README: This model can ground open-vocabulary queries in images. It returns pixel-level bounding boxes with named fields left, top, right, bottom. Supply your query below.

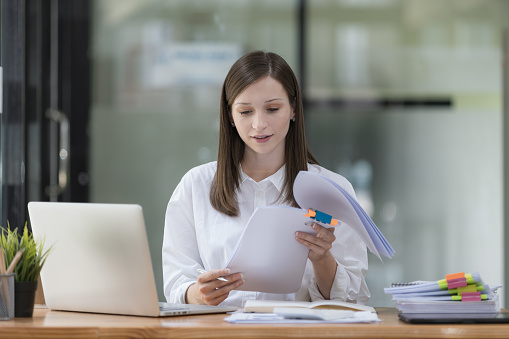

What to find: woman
left=162, top=51, right=369, bottom=308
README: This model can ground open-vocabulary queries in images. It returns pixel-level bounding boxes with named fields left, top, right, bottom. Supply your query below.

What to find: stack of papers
left=226, top=299, right=380, bottom=324
left=225, top=310, right=380, bottom=324
left=384, top=272, right=501, bottom=313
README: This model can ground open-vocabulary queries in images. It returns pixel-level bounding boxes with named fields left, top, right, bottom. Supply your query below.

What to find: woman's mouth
left=252, top=135, right=272, bottom=143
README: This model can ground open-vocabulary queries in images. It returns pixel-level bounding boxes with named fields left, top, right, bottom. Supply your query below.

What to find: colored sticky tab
left=446, top=272, right=465, bottom=281
left=447, top=277, right=467, bottom=289
left=450, top=284, right=483, bottom=295
left=438, top=280, right=448, bottom=289
left=456, top=284, right=480, bottom=296
left=461, top=292, right=482, bottom=302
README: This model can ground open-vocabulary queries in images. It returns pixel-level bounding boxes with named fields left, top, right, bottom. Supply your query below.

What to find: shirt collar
left=239, top=164, right=286, bottom=193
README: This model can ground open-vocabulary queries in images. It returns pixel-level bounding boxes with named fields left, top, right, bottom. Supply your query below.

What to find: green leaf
left=0, top=222, right=53, bottom=282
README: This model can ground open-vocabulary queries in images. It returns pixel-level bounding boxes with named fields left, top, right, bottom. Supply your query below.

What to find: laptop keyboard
left=159, top=303, right=190, bottom=311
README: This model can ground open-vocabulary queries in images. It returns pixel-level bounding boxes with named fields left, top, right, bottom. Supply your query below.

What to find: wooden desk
left=0, top=306, right=508, bottom=339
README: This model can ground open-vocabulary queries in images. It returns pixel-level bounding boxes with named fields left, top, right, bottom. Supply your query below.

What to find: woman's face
left=231, top=76, right=295, bottom=162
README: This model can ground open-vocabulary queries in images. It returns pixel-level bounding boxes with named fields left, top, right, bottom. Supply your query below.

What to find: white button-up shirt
left=162, top=162, right=370, bottom=308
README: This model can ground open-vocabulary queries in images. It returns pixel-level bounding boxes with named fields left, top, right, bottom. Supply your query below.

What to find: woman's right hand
left=185, top=268, right=244, bottom=305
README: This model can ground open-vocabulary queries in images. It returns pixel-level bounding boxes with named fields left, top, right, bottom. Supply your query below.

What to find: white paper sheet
left=226, top=206, right=314, bottom=293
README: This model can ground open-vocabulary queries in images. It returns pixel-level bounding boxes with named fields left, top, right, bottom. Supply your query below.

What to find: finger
left=213, top=276, right=244, bottom=296
left=222, top=272, right=243, bottom=282
left=198, top=272, right=244, bottom=293
left=298, top=238, right=331, bottom=258
left=297, top=230, right=335, bottom=246
left=296, top=233, right=333, bottom=256
left=201, top=276, right=244, bottom=305
left=311, top=223, right=336, bottom=240
left=207, top=279, right=244, bottom=305
left=197, top=268, right=231, bottom=283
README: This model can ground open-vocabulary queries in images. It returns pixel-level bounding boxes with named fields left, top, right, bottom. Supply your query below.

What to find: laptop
left=398, top=312, right=509, bottom=324
left=28, top=201, right=237, bottom=317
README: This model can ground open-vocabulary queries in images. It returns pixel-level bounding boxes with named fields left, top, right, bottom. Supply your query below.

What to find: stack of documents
left=225, top=311, right=380, bottom=324
left=226, top=299, right=380, bottom=323
left=384, top=272, right=501, bottom=313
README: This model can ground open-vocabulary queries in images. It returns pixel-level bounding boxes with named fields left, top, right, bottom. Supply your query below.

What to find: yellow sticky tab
left=456, top=284, right=478, bottom=296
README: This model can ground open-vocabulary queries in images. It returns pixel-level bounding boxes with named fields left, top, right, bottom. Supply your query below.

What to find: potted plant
left=0, top=223, right=52, bottom=317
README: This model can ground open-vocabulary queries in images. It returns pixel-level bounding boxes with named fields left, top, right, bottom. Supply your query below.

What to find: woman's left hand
left=295, top=223, right=336, bottom=262
left=295, top=223, right=338, bottom=299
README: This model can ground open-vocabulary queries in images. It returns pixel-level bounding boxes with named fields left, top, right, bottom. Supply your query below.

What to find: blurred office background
left=2, top=0, right=508, bottom=307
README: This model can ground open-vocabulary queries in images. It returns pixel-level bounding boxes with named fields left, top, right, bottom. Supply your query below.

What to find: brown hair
left=210, top=50, right=318, bottom=216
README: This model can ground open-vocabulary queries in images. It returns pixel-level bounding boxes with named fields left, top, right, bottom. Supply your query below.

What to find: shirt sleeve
left=306, top=179, right=371, bottom=305
left=162, top=173, right=201, bottom=304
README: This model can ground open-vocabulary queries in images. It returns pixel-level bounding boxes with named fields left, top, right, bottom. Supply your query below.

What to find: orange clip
left=304, top=210, right=316, bottom=218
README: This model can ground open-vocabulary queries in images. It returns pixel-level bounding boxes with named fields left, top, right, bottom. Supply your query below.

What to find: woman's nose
left=252, top=112, right=268, bottom=130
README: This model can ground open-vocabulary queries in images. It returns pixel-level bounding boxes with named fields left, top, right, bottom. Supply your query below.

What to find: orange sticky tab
left=330, top=219, right=339, bottom=226
left=304, top=210, right=316, bottom=218
left=446, top=272, right=465, bottom=281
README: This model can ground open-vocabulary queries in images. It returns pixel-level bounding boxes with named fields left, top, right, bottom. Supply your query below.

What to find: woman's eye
left=240, top=110, right=251, bottom=115
left=267, top=108, right=279, bottom=113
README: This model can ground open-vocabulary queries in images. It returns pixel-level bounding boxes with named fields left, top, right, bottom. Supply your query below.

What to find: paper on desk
left=224, top=312, right=380, bottom=324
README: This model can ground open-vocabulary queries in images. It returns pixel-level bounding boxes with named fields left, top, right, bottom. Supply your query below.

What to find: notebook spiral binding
left=390, top=282, right=424, bottom=288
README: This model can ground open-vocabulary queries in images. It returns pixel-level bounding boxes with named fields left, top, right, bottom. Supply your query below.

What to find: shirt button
left=257, top=191, right=263, bottom=197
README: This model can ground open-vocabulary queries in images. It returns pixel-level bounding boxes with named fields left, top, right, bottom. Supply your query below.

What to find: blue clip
left=304, top=209, right=339, bottom=226
left=314, top=210, right=333, bottom=224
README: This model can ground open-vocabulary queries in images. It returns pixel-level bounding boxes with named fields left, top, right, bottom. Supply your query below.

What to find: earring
left=291, top=117, right=295, bottom=122
left=231, top=122, right=235, bottom=127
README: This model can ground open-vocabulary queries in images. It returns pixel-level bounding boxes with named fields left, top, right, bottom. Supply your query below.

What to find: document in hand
left=226, top=171, right=394, bottom=293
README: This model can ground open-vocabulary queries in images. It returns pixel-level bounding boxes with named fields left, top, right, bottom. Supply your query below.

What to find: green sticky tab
left=438, top=280, right=448, bottom=289
left=465, top=274, right=475, bottom=284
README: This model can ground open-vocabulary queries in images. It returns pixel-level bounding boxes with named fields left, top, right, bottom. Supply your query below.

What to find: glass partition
left=306, top=0, right=508, bottom=306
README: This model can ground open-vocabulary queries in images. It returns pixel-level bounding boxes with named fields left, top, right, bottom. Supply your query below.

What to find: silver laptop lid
left=28, top=202, right=162, bottom=317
